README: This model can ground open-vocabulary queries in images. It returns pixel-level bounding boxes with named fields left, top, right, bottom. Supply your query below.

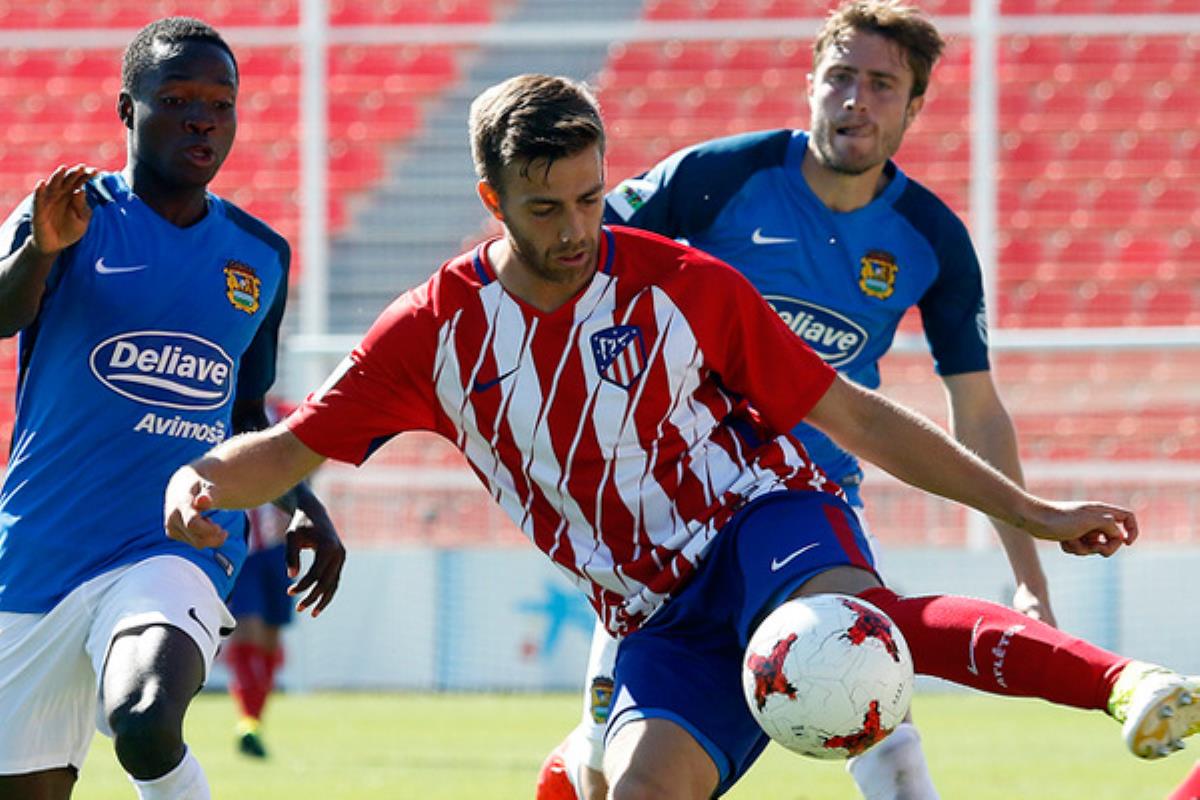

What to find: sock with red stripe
left=860, top=587, right=1130, bottom=711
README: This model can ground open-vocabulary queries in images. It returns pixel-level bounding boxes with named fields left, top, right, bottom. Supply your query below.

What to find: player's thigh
left=606, top=612, right=766, bottom=795
left=604, top=717, right=718, bottom=800
left=88, top=555, right=233, bottom=732
left=0, top=601, right=97, bottom=776
left=0, top=768, right=77, bottom=800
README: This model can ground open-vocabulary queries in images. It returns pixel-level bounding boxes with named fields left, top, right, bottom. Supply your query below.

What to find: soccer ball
left=742, top=593, right=914, bottom=759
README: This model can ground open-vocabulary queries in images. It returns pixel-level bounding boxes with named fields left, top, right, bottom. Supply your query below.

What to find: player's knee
left=608, top=766, right=697, bottom=800
left=108, top=698, right=185, bottom=775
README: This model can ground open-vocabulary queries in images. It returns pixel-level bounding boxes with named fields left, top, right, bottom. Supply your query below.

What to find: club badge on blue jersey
left=607, top=178, right=657, bottom=221
left=589, top=675, right=615, bottom=724
left=224, top=260, right=261, bottom=314
left=858, top=250, right=899, bottom=300
left=591, top=325, right=646, bottom=389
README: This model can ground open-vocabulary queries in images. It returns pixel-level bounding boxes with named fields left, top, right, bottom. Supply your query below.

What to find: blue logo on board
left=90, top=330, right=234, bottom=410
left=763, top=296, right=868, bottom=368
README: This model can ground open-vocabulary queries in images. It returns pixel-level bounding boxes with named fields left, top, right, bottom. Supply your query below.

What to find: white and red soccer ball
left=742, top=593, right=914, bottom=759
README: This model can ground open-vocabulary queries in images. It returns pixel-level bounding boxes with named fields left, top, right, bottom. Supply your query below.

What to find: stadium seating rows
left=0, top=43, right=461, bottom=252
left=0, top=0, right=494, bottom=28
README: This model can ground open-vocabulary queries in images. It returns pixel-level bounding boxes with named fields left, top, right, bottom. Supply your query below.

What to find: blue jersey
left=605, top=129, right=989, bottom=491
left=0, top=173, right=288, bottom=612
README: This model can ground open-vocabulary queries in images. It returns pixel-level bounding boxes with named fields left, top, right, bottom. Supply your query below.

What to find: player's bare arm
left=943, top=370, right=1056, bottom=625
left=0, top=164, right=98, bottom=336
left=805, top=375, right=1138, bottom=556
left=165, top=425, right=326, bottom=550
left=230, top=397, right=347, bottom=616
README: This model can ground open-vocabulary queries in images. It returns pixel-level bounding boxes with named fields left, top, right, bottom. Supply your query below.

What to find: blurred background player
left=539, top=2, right=1054, bottom=799
left=0, top=17, right=343, bottom=800
left=226, top=501, right=293, bottom=759
left=225, top=401, right=299, bottom=759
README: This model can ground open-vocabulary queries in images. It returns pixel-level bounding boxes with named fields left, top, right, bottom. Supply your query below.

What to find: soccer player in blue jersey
left=539, top=2, right=1053, bottom=799
left=0, top=18, right=344, bottom=800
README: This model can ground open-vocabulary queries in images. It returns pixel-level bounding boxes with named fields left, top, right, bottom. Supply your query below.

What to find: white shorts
left=0, top=555, right=234, bottom=774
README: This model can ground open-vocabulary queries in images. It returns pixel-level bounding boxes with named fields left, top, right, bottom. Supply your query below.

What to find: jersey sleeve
left=234, top=240, right=289, bottom=404
left=896, top=185, right=991, bottom=376
left=287, top=287, right=441, bottom=465
left=676, top=250, right=837, bottom=434
left=604, top=130, right=790, bottom=242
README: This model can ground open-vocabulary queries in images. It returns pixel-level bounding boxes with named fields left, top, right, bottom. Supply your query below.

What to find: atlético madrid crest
left=590, top=325, right=646, bottom=389
left=858, top=250, right=899, bottom=300
left=224, top=260, right=261, bottom=314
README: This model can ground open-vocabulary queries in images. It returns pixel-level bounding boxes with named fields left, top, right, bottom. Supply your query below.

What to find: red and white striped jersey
left=289, top=226, right=841, bottom=635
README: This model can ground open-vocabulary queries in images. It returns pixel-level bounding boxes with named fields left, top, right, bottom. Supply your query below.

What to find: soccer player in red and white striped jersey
left=164, top=74, right=1199, bottom=797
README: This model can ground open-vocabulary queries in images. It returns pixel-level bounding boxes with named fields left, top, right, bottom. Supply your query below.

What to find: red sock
left=1168, top=761, right=1200, bottom=800
left=256, top=645, right=285, bottom=716
left=860, top=588, right=1130, bottom=711
left=226, top=641, right=271, bottom=721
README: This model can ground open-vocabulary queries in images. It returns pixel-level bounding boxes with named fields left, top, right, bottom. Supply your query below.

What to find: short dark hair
left=121, top=17, right=238, bottom=95
left=814, top=0, right=945, bottom=99
left=469, top=74, right=605, bottom=193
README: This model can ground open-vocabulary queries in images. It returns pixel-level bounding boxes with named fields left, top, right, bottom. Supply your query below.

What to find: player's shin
left=129, top=747, right=210, bottom=800
left=858, top=587, right=1126, bottom=709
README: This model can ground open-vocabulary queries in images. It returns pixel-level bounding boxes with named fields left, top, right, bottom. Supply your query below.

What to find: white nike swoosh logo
left=95, top=257, right=149, bottom=275
left=966, top=615, right=984, bottom=676
left=770, top=542, right=820, bottom=572
left=751, top=228, right=797, bottom=246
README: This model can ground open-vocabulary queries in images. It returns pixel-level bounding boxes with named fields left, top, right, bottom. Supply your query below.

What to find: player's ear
left=477, top=180, right=504, bottom=221
left=903, top=94, right=925, bottom=129
left=117, top=92, right=134, bottom=130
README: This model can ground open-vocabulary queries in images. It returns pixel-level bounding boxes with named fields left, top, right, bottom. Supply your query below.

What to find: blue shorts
left=225, top=543, right=293, bottom=628
left=606, top=490, right=876, bottom=795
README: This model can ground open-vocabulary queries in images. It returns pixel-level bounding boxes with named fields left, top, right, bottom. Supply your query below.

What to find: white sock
left=130, top=748, right=211, bottom=800
left=846, top=722, right=940, bottom=800
left=562, top=726, right=602, bottom=796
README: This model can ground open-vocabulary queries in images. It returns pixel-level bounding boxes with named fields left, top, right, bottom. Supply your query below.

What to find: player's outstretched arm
left=943, top=370, right=1055, bottom=625
left=0, top=164, right=97, bottom=336
left=805, top=375, right=1138, bottom=557
left=165, top=425, right=327, bottom=549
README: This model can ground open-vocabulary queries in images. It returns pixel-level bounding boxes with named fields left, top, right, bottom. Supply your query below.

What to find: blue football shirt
left=0, top=172, right=288, bottom=612
left=605, top=129, right=990, bottom=491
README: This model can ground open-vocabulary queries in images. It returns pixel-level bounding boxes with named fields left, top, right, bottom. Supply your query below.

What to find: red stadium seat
left=1085, top=185, right=1146, bottom=228
left=606, top=42, right=665, bottom=75
left=659, top=40, right=722, bottom=74
left=1147, top=186, right=1200, bottom=226
left=998, top=236, right=1046, bottom=282
left=998, top=132, right=1058, bottom=180
left=644, top=0, right=704, bottom=20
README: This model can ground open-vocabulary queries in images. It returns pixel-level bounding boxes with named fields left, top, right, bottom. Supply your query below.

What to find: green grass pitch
left=73, top=691, right=1191, bottom=799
